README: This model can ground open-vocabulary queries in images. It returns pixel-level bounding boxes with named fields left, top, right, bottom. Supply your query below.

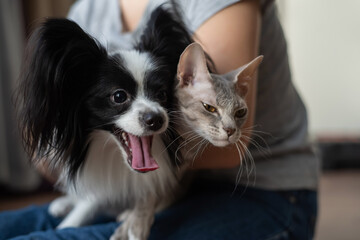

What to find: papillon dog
left=18, top=6, right=192, bottom=240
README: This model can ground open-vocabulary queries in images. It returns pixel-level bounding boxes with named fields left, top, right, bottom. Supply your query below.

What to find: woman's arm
left=192, top=0, right=261, bottom=169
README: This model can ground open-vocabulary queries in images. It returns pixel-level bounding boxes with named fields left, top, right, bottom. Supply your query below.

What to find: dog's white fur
left=50, top=131, right=180, bottom=239
left=121, top=51, right=155, bottom=86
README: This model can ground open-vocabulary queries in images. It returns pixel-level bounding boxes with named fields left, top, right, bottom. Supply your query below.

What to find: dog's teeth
left=122, top=132, right=126, bottom=139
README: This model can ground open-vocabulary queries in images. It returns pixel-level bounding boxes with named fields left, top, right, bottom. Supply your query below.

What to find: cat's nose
left=143, top=112, right=164, bottom=131
left=223, top=127, right=235, bottom=137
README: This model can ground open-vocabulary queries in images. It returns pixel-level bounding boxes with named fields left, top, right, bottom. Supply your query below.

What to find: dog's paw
left=116, top=210, right=131, bottom=222
left=110, top=210, right=154, bottom=240
left=110, top=227, right=141, bottom=240
left=48, top=195, right=75, bottom=217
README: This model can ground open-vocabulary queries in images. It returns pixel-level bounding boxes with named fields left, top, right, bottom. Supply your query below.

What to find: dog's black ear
left=18, top=18, right=107, bottom=176
left=135, top=5, right=193, bottom=73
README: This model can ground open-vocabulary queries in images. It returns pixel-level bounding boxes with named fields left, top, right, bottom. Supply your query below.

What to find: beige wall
left=277, top=0, right=360, bottom=136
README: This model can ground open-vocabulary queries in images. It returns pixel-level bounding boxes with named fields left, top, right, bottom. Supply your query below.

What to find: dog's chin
left=112, top=126, right=159, bottom=173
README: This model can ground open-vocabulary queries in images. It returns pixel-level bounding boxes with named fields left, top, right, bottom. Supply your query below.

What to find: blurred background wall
left=0, top=0, right=75, bottom=193
left=278, top=0, right=360, bottom=136
left=0, top=0, right=39, bottom=192
left=22, top=0, right=75, bottom=34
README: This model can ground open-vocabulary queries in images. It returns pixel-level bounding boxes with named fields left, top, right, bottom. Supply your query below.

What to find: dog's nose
left=143, top=113, right=164, bottom=131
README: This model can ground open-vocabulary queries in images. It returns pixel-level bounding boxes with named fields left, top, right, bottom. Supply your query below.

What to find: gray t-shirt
left=68, top=0, right=320, bottom=190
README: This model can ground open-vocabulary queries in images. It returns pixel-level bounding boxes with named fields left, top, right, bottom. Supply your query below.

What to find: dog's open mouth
left=113, top=127, right=159, bottom=173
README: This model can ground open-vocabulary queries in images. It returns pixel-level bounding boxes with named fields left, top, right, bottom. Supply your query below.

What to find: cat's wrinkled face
left=176, top=43, right=263, bottom=147
left=176, top=74, right=247, bottom=147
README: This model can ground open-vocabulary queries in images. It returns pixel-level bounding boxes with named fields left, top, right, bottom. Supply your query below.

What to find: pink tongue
left=128, top=134, right=159, bottom=172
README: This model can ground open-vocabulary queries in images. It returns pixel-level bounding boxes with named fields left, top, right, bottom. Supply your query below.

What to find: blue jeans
left=0, top=181, right=317, bottom=240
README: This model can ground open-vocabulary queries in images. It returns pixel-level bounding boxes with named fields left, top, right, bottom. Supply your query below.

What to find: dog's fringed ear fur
left=135, top=5, right=193, bottom=75
left=18, top=19, right=108, bottom=177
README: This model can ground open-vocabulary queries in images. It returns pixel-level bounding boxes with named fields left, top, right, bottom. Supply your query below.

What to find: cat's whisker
left=197, top=139, right=209, bottom=159
left=239, top=142, right=250, bottom=184
left=162, top=130, right=198, bottom=153
left=242, top=128, right=272, bottom=150
left=160, top=134, right=182, bottom=154
left=167, top=112, right=183, bottom=120
left=242, top=129, right=269, bottom=143
left=167, top=117, right=183, bottom=123
left=180, top=136, right=204, bottom=161
left=232, top=142, right=246, bottom=196
left=186, top=140, right=201, bottom=160
left=182, top=135, right=203, bottom=153
left=241, top=134, right=270, bottom=157
left=190, top=139, right=208, bottom=166
left=242, top=124, right=267, bottom=133
left=174, top=132, right=202, bottom=165
left=241, top=144, right=253, bottom=189
left=238, top=141, right=252, bottom=175
left=238, top=140, right=256, bottom=186
left=177, top=134, right=200, bottom=150
left=199, top=141, right=209, bottom=157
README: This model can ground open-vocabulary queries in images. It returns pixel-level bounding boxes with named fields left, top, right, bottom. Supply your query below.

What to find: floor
left=315, top=170, right=360, bottom=240
left=1, top=170, right=359, bottom=240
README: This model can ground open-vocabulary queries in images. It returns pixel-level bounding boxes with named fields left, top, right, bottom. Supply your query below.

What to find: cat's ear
left=230, top=56, right=264, bottom=97
left=177, top=43, right=209, bottom=87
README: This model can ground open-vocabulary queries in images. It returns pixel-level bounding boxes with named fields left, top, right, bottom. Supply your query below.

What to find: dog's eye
left=111, top=90, right=128, bottom=104
left=235, top=108, right=247, bottom=118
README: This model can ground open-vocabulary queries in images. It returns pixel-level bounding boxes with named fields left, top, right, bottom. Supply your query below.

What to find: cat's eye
left=111, top=90, right=128, bottom=104
left=202, top=102, right=217, bottom=113
left=235, top=108, right=248, bottom=118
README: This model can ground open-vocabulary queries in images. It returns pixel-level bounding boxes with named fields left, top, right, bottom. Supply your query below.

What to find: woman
left=0, top=0, right=318, bottom=239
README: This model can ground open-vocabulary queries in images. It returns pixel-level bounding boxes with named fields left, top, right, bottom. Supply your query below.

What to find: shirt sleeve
left=178, top=0, right=275, bottom=33
left=66, top=0, right=124, bottom=50
left=67, top=0, right=91, bottom=28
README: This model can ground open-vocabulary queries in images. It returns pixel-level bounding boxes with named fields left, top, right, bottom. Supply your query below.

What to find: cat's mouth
left=112, top=126, right=159, bottom=173
left=211, top=135, right=240, bottom=147
left=211, top=139, right=232, bottom=147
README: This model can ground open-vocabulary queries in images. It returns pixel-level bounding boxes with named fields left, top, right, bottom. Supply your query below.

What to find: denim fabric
left=0, top=182, right=317, bottom=240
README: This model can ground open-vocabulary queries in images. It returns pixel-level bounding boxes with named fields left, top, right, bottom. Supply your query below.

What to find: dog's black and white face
left=107, top=51, right=169, bottom=136
left=85, top=50, right=172, bottom=172
left=18, top=16, right=191, bottom=177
